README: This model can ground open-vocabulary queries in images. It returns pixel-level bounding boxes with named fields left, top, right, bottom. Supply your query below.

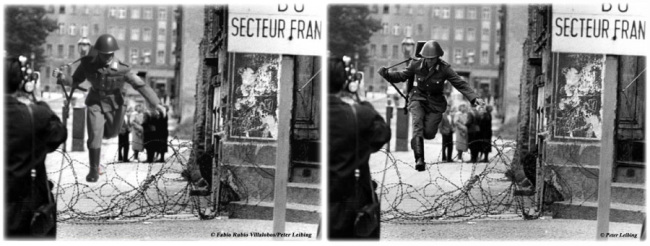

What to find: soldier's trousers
left=408, top=100, right=443, bottom=141
left=87, top=104, right=127, bottom=149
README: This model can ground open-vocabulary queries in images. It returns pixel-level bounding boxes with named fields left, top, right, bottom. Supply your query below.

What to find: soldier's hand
left=472, top=98, right=486, bottom=107
left=52, top=68, right=64, bottom=81
left=156, top=104, right=167, bottom=118
left=378, top=67, right=388, bottom=77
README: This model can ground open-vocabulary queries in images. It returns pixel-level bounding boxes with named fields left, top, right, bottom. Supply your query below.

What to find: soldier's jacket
left=71, top=56, right=160, bottom=113
left=382, top=58, right=478, bottom=113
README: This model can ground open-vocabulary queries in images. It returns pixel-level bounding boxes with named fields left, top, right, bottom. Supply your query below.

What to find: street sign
left=228, top=4, right=324, bottom=56
left=552, top=3, right=649, bottom=56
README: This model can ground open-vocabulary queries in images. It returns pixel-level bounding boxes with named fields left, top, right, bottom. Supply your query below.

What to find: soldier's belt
left=415, top=89, right=443, bottom=97
left=91, top=88, right=120, bottom=97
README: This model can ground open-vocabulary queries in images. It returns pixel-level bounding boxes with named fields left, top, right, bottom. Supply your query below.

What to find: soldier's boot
left=412, top=137, right=426, bottom=172
left=86, top=148, right=101, bottom=182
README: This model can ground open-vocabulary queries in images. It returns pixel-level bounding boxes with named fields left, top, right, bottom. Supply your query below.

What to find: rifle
left=383, top=58, right=413, bottom=115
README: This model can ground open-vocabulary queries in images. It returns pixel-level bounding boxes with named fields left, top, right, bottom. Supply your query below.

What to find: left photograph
left=4, top=4, right=323, bottom=240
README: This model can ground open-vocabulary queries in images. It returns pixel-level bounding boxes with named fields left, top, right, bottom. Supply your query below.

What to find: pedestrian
left=155, top=106, right=169, bottom=162
left=453, top=104, right=469, bottom=162
left=378, top=40, right=484, bottom=171
left=143, top=107, right=159, bottom=163
left=439, top=105, right=454, bottom=162
left=467, top=106, right=482, bottom=163
left=329, top=57, right=391, bottom=240
left=117, top=107, right=132, bottom=162
left=53, top=34, right=165, bottom=182
left=130, top=104, right=145, bottom=162
left=479, top=105, right=493, bottom=162
left=5, top=56, right=67, bottom=239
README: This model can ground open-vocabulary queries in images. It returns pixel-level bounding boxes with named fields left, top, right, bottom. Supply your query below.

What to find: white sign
left=228, top=4, right=324, bottom=56
left=552, top=3, right=649, bottom=55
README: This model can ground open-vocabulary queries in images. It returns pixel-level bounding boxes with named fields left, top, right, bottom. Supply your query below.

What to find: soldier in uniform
left=378, top=40, right=485, bottom=171
left=53, top=34, right=165, bottom=182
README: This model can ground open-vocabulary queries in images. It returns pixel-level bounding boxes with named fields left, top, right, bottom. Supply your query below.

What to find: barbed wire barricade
left=371, top=137, right=540, bottom=225
left=45, top=137, right=221, bottom=224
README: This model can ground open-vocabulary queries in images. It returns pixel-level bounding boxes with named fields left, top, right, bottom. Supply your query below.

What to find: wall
left=179, top=6, right=204, bottom=125
left=502, top=5, right=528, bottom=125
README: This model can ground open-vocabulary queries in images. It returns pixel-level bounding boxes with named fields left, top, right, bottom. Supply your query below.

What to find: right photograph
left=327, top=3, right=646, bottom=241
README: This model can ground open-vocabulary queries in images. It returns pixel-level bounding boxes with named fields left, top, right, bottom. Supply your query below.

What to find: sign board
left=228, top=4, right=324, bottom=56
left=552, top=3, right=649, bottom=55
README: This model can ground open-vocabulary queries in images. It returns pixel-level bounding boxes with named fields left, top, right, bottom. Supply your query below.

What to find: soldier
left=378, top=40, right=485, bottom=171
left=53, top=34, right=165, bottom=182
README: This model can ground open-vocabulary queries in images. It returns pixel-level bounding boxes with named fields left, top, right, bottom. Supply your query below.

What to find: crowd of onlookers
left=118, top=102, right=169, bottom=163
left=441, top=103, right=493, bottom=163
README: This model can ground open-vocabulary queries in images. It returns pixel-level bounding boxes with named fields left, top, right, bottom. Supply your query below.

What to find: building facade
left=40, top=5, right=177, bottom=106
left=365, top=4, right=502, bottom=110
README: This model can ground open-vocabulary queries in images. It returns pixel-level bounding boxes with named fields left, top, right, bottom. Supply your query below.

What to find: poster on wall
left=230, top=53, right=280, bottom=139
left=554, top=53, right=606, bottom=139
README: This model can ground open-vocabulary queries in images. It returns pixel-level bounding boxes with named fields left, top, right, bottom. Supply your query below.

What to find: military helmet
left=94, top=34, right=119, bottom=54
left=77, top=37, right=92, bottom=45
left=419, top=40, right=444, bottom=58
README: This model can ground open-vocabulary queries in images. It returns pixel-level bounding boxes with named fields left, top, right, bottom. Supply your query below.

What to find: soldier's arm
left=380, top=64, right=415, bottom=83
left=445, top=67, right=478, bottom=102
left=125, top=72, right=161, bottom=106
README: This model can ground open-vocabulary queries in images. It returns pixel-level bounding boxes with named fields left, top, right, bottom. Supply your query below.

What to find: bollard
left=72, top=107, right=85, bottom=152
left=395, top=107, right=409, bottom=151
left=385, top=106, right=393, bottom=152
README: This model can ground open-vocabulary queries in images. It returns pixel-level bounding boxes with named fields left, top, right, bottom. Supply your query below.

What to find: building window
left=482, top=7, right=491, bottom=20
left=131, top=7, right=141, bottom=19
left=441, top=26, right=450, bottom=40
left=480, top=49, right=489, bottom=64
left=408, top=5, right=414, bottom=15
left=144, top=8, right=153, bottom=19
left=405, top=24, right=412, bottom=37
left=118, top=7, right=127, bottom=19
left=466, top=49, right=476, bottom=65
left=433, top=7, right=440, bottom=17
left=70, top=6, right=76, bottom=15
left=142, top=48, right=152, bottom=65
left=94, top=7, right=102, bottom=16
left=392, top=45, right=398, bottom=59
left=109, top=7, right=116, bottom=17
left=46, top=44, right=52, bottom=56
left=454, top=48, right=463, bottom=64
left=158, top=7, right=167, bottom=20
left=156, top=50, right=166, bottom=64
left=454, top=27, right=464, bottom=41
left=69, top=45, right=75, bottom=59
left=143, top=28, right=153, bottom=41
left=370, top=44, right=376, bottom=57
left=467, top=27, right=476, bottom=41
left=481, top=28, right=490, bottom=41
left=93, top=24, right=100, bottom=35
left=383, top=4, right=389, bottom=14
left=392, top=24, right=400, bottom=36
left=117, top=27, right=126, bottom=40
left=157, top=28, right=166, bottom=41
left=431, top=26, right=439, bottom=39
left=57, top=44, right=64, bottom=58
left=370, top=5, right=378, bottom=13
left=69, top=24, right=77, bottom=36
left=381, top=44, right=388, bottom=58
left=81, top=24, right=89, bottom=37
left=394, top=5, right=400, bottom=15
left=131, top=28, right=140, bottom=41
left=442, top=7, right=450, bottom=19
left=59, top=5, right=65, bottom=14
left=382, top=23, right=389, bottom=35
left=455, top=7, right=464, bottom=19
left=84, top=6, right=90, bottom=15
left=58, top=23, right=65, bottom=35
left=417, top=24, right=423, bottom=36
left=417, top=5, right=425, bottom=15
left=130, top=48, right=139, bottom=65
left=467, top=7, right=477, bottom=19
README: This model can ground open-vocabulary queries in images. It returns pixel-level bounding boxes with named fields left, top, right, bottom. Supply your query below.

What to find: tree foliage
left=328, top=5, right=381, bottom=69
left=5, top=6, right=58, bottom=68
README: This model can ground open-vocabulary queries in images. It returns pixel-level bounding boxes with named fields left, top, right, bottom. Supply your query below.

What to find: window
left=454, top=27, right=464, bottom=41
left=381, top=44, right=388, bottom=58
left=142, top=48, right=152, bottom=65
left=383, top=4, right=389, bottom=14
left=408, top=5, right=414, bottom=15
left=431, top=26, right=440, bottom=39
left=480, top=50, right=489, bottom=64
left=117, top=27, right=126, bottom=40
left=59, top=5, right=66, bottom=14
left=370, top=44, right=376, bottom=57
left=81, top=24, right=89, bottom=37
left=58, top=23, right=65, bottom=35
left=131, top=28, right=140, bottom=41
left=433, top=7, right=440, bottom=17
left=130, top=48, right=139, bottom=65
left=382, top=23, right=389, bottom=35
left=442, top=7, right=450, bottom=19
left=143, top=28, right=153, bottom=41
left=94, top=7, right=102, bottom=16
left=417, top=5, right=425, bottom=15
left=144, top=8, right=153, bottom=19
left=454, top=48, right=463, bottom=64
left=370, top=5, right=378, bottom=13
left=69, top=45, right=75, bottom=59
left=70, top=6, right=76, bottom=15
left=93, top=24, right=100, bottom=35
left=393, top=24, right=400, bottom=36
left=131, top=7, right=141, bottom=19
left=109, top=7, right=116, bottom=17
left=158, top=28, right=166, bottom=41
left=57, top=44, right=64, bottom=58
left=467, top=28, right=476, bottom=41
left=481, top=28, right=490, bottom=41
left=392, top=45, right=398, bottom=59
left=84, top=6, right=90, bottom=15
left=455, top=7, right=464, bottom=19
left=118, top=7, right=127, bottom=19
left=441, top=26, right=450, bottom=40
left=158, top=7, right=167, bottom=20
left=69, top=24, right=77, bottom=36
left=156, top=50, right=166, bottom=64
left=405, top=24, right=412, bottom=36
left=466, top=49, right=476, bottom=65
left=482, top=7, right=491, bottom=20
left=46, top=44, right=53, bottom=56
left=467, top=7, right=477, bottom=19
left=417, top=24, right=423, bottom=36
left=394, top=5, right=400, bottom=15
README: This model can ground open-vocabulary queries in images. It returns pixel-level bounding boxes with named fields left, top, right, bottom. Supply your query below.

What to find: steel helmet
left=77, top=37, right=92, bottom=45
left=94, top=34, right=119, bottom=54
left=419, top=40, right=444, bottom=58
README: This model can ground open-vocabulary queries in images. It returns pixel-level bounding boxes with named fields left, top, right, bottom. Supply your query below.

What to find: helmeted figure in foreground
left=54, top=34, right=165, bottom=182
left=378, top=40, right=485, bottom=171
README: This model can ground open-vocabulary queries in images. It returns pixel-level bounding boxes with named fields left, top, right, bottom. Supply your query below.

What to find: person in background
left=467, top=106, right=482, bottom=163
left=5, top=56, right=67, bottom=238
left=479, top=105, right=493, bottom=162
left=130, top=104, right=145, bottom=162
left=439, top=105, right=454, bottom=162
left=453, top=104, right=469, bottom=162
left=155, top=106, right=169, bottom=162
left=118, top=107, right=132, bottom=162
left=143, top=107, right=159, bottom=163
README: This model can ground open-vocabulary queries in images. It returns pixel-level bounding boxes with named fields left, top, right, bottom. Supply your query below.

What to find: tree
left=5, top=6, right=58, bottom=69
left=328, top=5, right=381, bottom=69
